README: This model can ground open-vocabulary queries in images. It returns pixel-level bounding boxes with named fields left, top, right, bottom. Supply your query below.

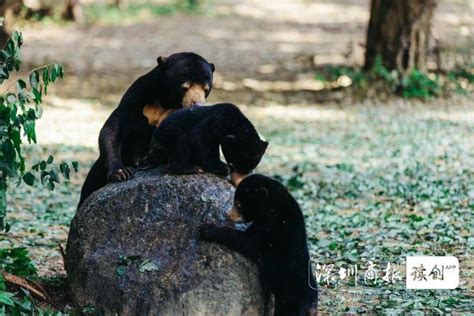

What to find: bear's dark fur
left=78, top=52, right=215, bottom=207
left=142, top=103, right=268, bottom=176
left=200, top=174, right=318, bottom=316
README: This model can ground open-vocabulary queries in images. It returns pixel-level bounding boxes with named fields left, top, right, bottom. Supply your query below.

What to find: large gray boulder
left=66, top=168, right=264, bottom=315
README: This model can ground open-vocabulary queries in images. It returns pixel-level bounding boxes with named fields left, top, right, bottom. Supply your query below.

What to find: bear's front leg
left=99, top=113, right=134, bottom=183
left=202, top=148, right=229, bottom=175
left=192, top=132, right=229, bottom=176
left=106, top=160, right=134, bottom=183
left=199, top=224, right=260, bottom=261
left=203, top=161, right=229, bottom=176
left=168, top=133, right=200, bottom=174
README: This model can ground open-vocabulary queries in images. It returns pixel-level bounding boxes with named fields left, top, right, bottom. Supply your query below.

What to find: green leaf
left=46, top=155, right=54, bottom=164
left=116, top=265, right=126, bottom=276
left=42, top=68, right=49, bottom=85
left=50, top=67, right=57, bottom=82
left=35, top=104, right=43, bottom=119
left=72, top=161, right=79, bottom=172
left=0, top=163, right=14, bottom=177
left=19, top=297, right=32, bottom=311
left=6, top=93, right=16, bottom=104
left=22, top=120, right=36, bottom=143
left=12, top=30, right=23, bottom=46
left=32, top=86, right=42, bottom=105
left=138, top=260, right=159, bottom=273
left=0, top=67, right=8, bottom=80
left=29, top=70, right=39, bottom=89
left=329, top=242, right=339, bottom=251
left=46, top=179, right=55, bottom=191
left=0, top=291, right=15, bottom=306
left=18, top=91, right=28, bottom=105
left=53, top=64, right=64, bottom=79
left=49, top=169, right=60, bottom=183
left=26, top=108, right=36, bottom=120
left=60, top=163, right=70, bottom=180
left=10, top=128, right=21, bottom=155
left=0, top=190, right=7, bottom=217
left=22, top=172, right=35, bottom=186
left=16, top=79, right=26, bottom=91
left=2, top=140, right=16, bottom=163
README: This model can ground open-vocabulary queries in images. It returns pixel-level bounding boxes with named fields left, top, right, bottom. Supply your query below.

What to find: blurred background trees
left=0, top=0, right=202, bottom=46
left=2, top=0, right=469, bottom=100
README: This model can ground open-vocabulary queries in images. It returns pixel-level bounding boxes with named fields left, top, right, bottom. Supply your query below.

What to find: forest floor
left=3, top=0, right=474, bottom=313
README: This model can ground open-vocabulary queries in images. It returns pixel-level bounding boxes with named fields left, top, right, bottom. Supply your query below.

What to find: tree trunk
left=112, top=0, right=128, bottom=10
left=0, top=0, right=22, bottom=47
left=364, top=0, right=436, bottom=72
left=61, top=0, right=85, bottom=24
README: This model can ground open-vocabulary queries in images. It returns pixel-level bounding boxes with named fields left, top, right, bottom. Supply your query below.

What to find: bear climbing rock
left=78, top=52, right=215, bottom=207
left=200, top=174, right=318, bottom=316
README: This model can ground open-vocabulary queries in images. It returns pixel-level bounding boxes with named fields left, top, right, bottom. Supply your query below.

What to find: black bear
left=200, top=174, right=318, bottom=316
left=142, top=103, right=268, bottom=176
left=78, top=52, right=215, bottom=207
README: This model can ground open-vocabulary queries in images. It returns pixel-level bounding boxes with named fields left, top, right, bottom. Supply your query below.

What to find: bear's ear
left=157, top=56, right=167, bottom=66
left=261, top=140, right=269, bottom=150
left=245, top=187, right=269, bottom=205
left=209, top=63, right=215, bottom=73
left=254, top=187, right=269, bottom=199
left=225, top=135, right=236, bottom=144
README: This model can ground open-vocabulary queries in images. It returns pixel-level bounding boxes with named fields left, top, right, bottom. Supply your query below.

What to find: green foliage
left=400, top=69, right=440, bottom=99
left=176, top=0, right=201, bottom=12
left=116, top=255, right=140, bottom=276
left=0, top=247, right=36, bottom=277
left=0, top=30, right=77, bottom=232
left=315, top=56, right=472, bottom=100
left=0, top=247, right=40, bottom=314
left=445, top=66, right=474, bottom=95
left=0, top=293, right=62, bottom=315
left=0, top=30, right=77, bottom=313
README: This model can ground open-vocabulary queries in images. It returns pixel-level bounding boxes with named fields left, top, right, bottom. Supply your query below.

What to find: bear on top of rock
left=141, top=103, right=268, bottom=177
left=78, top=52, right=215, bottom=207
left=199, top=174, right=318, bottom=316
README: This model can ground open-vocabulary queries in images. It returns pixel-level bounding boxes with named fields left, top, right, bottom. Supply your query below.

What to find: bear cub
left=200, top=174, right=318, bottom=316
left=142, top=103, right=268, bottom=176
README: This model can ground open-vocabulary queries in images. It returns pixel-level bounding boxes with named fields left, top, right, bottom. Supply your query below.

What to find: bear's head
left=227, top=174, right=276, bottom=223
left=155, top=52, right=215, bottom=109
left=222, top=135, right=268, bottom=178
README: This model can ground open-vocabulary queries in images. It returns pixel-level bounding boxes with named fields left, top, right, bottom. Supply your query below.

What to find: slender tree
left=61, top=0, right=84, bottom=24
left=364, top=0, right=437, bottom=72
left=112, top=0, right=129, bottom=10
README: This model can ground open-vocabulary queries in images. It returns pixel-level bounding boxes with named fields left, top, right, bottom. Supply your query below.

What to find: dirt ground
left=20, top=0, right=473, bottom=103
